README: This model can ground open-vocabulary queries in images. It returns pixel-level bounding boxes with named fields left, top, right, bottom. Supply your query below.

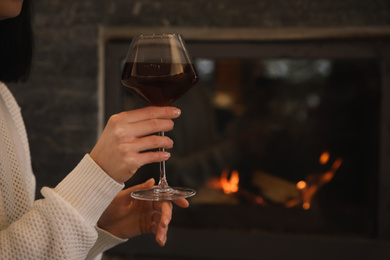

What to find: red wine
left=122, top=62, right=198, bottom=106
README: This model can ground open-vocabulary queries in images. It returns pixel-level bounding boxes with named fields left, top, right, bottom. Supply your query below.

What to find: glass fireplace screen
left=105, top=40, right=381, bottom=238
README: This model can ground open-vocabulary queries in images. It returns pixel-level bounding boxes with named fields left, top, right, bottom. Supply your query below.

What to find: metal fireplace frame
left=99, top=27, right=390, bottom=259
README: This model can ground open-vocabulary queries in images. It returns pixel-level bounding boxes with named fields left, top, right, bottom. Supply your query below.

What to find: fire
left=207, top=168, right=239, bottom=194
left=207, top=168, right=240, bottom=194
left=205, top=168, right=269, bottom=205
left=205, top=151, right=342, bottom=210
left=294, top=152, right=343, bottom=210
left=319, top=151, right=330, bottom=165
left=296, top=180, right=307, bottom=190
left=220, top=168, right=239, bottom=194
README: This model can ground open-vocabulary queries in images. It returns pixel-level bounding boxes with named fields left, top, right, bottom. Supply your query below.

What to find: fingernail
left=173, top=108, right=181, bottom=116
left=164, top=217, right=170, bottom=227
left=163, top=152, right=171, bottom=159
left=161, top=235, right=167, bottom=246
left=146, top=178, right=155, bottom=184
left=158, top=234, right=166, bottom=246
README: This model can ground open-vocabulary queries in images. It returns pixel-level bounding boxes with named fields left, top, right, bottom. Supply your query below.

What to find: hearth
left=100, top=27, right=390, bottom=259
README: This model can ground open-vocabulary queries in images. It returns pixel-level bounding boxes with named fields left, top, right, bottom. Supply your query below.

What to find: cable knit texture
left=0, top=82, right=126, bottom=259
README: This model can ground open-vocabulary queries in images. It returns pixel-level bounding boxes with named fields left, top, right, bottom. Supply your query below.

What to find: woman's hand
left=90, top=106, right=181, bottom=184
left=98, top=179, right=189, bottom=246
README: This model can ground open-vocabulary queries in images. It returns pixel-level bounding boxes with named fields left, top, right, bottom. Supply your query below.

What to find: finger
left=155, top=202, right=173, bottom=246
left=131, top=135, right=174, bottom=152
left=134, top=151, right=171, bottom=167
left=151, top=201, right=172, bottom=228
left=124, top=178, right=155, bottom=195
left=129, top=118, right=176, bottom=138
left=114, top=178, right=155, bottom=204
left=172, top=199, right=190, bottom=208
left=159, top=202, right=173, bottom=228
left=156, top=230, right=167, bottom=247
left=152, top=211, right=162, bottom=224
left=121, top=106, right=181, bottom=124
left=150, top=212, right=163, bottom=243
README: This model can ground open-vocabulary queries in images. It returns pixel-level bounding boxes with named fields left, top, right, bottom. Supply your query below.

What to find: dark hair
left=0, top=0, right=34, bottom=83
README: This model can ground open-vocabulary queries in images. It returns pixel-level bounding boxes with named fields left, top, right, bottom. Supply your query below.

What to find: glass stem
left=158, top=132, right=170, bottom=189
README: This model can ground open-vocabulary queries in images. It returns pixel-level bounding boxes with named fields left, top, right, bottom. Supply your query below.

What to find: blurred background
left=8, top=0, right=390, bottom=259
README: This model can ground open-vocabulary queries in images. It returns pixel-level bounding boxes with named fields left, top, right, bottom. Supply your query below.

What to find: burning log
left=252, top=171, right=300, bottom=204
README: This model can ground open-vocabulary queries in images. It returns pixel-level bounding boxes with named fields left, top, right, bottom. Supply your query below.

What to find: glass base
left=131, top=187, right=196, bottom=201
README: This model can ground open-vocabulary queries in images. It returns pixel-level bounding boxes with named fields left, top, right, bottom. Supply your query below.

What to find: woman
left=0, top=0, right=188, bottom=259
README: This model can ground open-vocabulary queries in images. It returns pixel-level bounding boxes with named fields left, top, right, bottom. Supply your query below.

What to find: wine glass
left=121, top=34, right=198, bottom=201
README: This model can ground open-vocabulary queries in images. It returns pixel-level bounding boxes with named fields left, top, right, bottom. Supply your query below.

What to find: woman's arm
left=0, top=106, right=182, bottom=259
left=0, top=154, right=123, bottom=259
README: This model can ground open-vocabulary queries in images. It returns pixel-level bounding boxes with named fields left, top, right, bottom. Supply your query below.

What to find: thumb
left=113, top=178, right=155, bottom=205
left=125, top=178, right=155, bottom=195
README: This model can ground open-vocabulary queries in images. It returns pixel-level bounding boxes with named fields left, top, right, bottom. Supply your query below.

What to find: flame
left=220, top=168, right=239, bottom=194
left=296, top=153, right=343, bottom=210
left=319, top=151, right=330, bottom=165
left=205, top=151, right=342, bottom=210
left=296, top=181, right=307, bottom=190
left=206, top=168, right=240, bottom=194
left=302, top=202, right=311, bottom=210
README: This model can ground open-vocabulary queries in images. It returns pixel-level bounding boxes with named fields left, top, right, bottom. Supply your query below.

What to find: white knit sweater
left=0, top=82, right=126, bottom=259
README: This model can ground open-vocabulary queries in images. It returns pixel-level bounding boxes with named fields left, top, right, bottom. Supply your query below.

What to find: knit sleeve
left=53, top=154, right=124, bottom=226
left=54, top=154, right=126, bottom=256
left=0, top=154, right=125, bottom=259
left=86, top=227, right=127, bottom=260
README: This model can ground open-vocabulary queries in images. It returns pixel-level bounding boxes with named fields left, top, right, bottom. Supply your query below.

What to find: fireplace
left=100, top=27, right=390, bottom=259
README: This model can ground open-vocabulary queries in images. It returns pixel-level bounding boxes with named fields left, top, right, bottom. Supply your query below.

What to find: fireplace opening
left=170, top=57, right=379, bottom=235
left=103, top=35, right=390, bottom=259
left=124, top=57, right=379, bottom=236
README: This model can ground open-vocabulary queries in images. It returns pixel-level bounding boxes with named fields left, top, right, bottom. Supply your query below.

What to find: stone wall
left=8, top=0, right=390, bottom=194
